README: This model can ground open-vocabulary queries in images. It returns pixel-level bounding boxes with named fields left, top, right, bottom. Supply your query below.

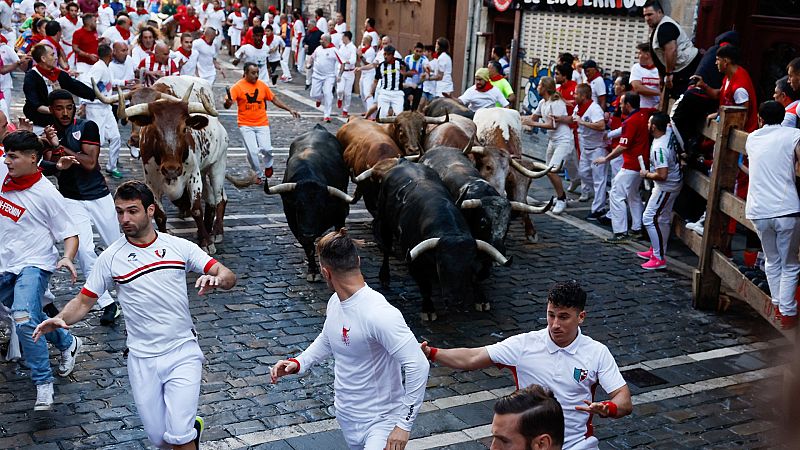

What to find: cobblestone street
left=0, top=64, right=792, bottom=450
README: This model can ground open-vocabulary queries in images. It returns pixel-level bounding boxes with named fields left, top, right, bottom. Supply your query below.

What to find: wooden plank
left=701, top=118, right=719, bottom=141
left=672, top=214, right=703, bottom=256
left=728, top=129, right=748, bottom=155
left=711, top=250, right=791, bottom=338
left=719, top=190, right=756, bottom=233
left=684, top=169, right=710, bottom=200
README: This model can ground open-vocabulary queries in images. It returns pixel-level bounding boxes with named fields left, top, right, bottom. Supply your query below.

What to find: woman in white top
left=432, top=37, right=453, bottom=97
left=522, top=76, right=574, bottom=214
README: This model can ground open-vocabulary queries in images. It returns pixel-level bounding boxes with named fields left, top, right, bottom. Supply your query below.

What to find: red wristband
left=428, top=347, right=438, bottom=362
left=287, top=358, right=301, bottom=374
left=601, top=401, right=618, bottom=418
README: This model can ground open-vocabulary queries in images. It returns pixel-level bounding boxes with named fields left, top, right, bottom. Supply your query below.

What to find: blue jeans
left=0, top=267, right=73, bottom=385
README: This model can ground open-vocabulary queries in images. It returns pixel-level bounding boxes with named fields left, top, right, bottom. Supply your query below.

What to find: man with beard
left=35, top=180, right=237, bottom=450
left=71, top=13, right=99, bottom=76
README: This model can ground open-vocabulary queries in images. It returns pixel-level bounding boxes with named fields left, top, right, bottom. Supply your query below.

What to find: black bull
left=374, top=159, right=510, bottom=321
left=265, top=125, right=354, bottom=282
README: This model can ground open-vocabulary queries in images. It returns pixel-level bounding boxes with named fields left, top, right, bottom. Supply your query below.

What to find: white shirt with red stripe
left=0, top=162, right=78, bottom=275
left=137, top=54, right=180, bottom=86
left=783, top=99, right=799, bottom=128
left=630, top=63, right=660, bottom=110
left=82, top=232, right=217, bottom=358
left=485, top=328, right=626, bottom=450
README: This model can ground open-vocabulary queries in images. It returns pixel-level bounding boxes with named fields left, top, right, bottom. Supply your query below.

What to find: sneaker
left=337, top=99, right=343, bottom=109
left=264, top=167, right=273, bottom=178
left=34, top=382, right=54, bottom=411
left=781, top=314, right=798, bottom=330
left=636, top=247, right=654, bottom=260
left=641, top=256, right=667, bottom=270
left=606, top=233, right=630, bottom=244
left=281, top=77, right=292, bottom=83
left=578, top=192, right=591, bottom=202
left=305, top=84, right=311, bottom=91
left=129, top=147, right=140, bottom=159
left=105, top=169, right=123, bottom=179
left=193, top=416, right=205, bottom=449
left=630, top=229, right=648, bottom=241
left=597, top=215, right=612, bottom=226
left=552, top=198, right=567, bottom=215
left=586, top=210, right=605, bottom=221
left=567, top=180, right=581, bottom=193
left=100, top=302, right=120, bottom=326
left=58, top=336, right=82, bottom=377
left=43, top=303, right=59, bottom=318
left=342, top=111, right=349, bottom=118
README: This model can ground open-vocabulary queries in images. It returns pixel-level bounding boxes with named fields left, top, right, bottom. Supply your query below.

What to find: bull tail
left=225, top=170, right=260, bottom=189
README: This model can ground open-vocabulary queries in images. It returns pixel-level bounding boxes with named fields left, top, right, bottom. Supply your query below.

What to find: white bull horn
left=462, top=133, right=476, bottom=154
left=475, top=239, right=511, bottom=266
left=405, top=155, right=420, bottom=162
left=158, top=92, right=182, bottom=102
left=187, top=100, right=218, bottom=117
left=377, top=114, right=396, bottom=123
left=181, top=83, right=194, bottom=103
left=266, top=182, right=297, bottom=194
left=510, top=197, right=554, bottom=214
left=409, top=237, right=440, bottom=261
left=468, top=146, right=485, bottom=155
left=424, top=112, right=449, bottom=124
left=198, top=90, right=219, bottom=116
left=92, top=78, right=119, bottom=104
left=327, top=186, right=355, bottom=203
left=354, top=168, right=374, bottom=183
left=460, top=199, right=482, bottom=209
left=116, top=86, right=128, bottom=121
left=510, top=158, right=550, bottom=179
left=124, top=103, right=151, bottom=118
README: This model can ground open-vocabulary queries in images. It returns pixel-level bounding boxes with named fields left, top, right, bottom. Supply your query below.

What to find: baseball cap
left=583, top=59, right=598, bottom=69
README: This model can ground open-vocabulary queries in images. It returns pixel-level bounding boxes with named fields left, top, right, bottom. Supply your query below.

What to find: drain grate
left=621, top=368, right=669, bottom=388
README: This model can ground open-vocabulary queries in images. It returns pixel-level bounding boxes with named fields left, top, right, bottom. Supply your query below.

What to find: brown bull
left=376, top=110, right=448, bottom=155
left=424, top=115, right=477, bottom=150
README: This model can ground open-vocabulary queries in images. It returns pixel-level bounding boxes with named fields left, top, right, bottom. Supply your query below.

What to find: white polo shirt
left=630, top=63, right=660, bottom=110
left=486, top=328, right=626, bottom=450
left=573, top=101, right=606, bottom=149
left=745, top=124, right=800, bottom=220
left=588, top=75, right=606, bottom=105
left=82, top=232, right=217, bottom=358
left=458, top=85, right=508, bottom=112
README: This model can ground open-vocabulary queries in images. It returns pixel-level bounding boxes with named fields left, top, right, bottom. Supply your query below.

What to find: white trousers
left=239, top=125, right=273, bottom=173
left=129, top=340, right=204, bottom=449
left=546, top=140, right=576, bottom=173
left=608, top=168, right=644, bottom=234
left=337, top=70, right=355, bottom=113
left=360, top=71, right=376, bottom=110
left=643, top=185, right=680, bottom=260
left=609, top=155, right=623, bottom=180
left=280, top=46, right=292, bottom=79
left=65, top=194, right=122, bottom=308
left=199, top=72, right=216, bottom=85
left=377, top=90, right=404, bottom=118
left=578, top=146, right=608, bottom=213
left=338, top=413, right=399, bottom=450
left=85, top=104, right=121, bottom=172
left=229, top=28, right=242, bottom=47
left=311, top=76, right=336, bottom=118
left=293, top=40, right=305, bottom=71
left=753, top=216, right=800, bottom=316
left=0, top=98, right=7, bottom=119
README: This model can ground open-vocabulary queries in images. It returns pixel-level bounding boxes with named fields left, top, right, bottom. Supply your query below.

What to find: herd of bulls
left=90, top=79, right=560, bottom=320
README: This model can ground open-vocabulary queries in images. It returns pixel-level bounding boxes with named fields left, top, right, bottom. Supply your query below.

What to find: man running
left=307, top=33, right=338, bottom=122
left=34, top=180, right=237, bottom=450
left=189, top=27, right=220, bottom=84
left=82, top=45, right=124, bottom=178
left=336, top=31, right=357, bottom=118
left=271, top=229, right=429, bottom=450
left=232, top=25, right=268, bottom=81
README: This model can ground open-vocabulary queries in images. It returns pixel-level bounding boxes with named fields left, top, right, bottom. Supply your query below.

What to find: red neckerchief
left=35, top=63, right=62, bottom=81
left=233, top=11, right=241, bottom=16
left=611, top=96, right=620, bottom=108
left=178, top=46, right=191, bottom=57
left=330, top=29, right=337, bottom=34
left=126, top=6, right=135, bottom=13
left=575, top=99, right=592, bottom=117
left=29, top=34, right=45, bottom=46
left=641, top=64, right=655, bottom=70
left=136, top=8, right=148, bottom=14
left=489, top=74, right=503, bottom=82
left=365, top=26, right=375, bottom=32
left=44, top=36, right=63, bottom=53
left=0, top=34, right=6, bottom=45
left=140, top=43, right=154, bottom=53
left=265, top=35, right=274, bottom=45
left=2, top=0, right=11, bottom=7
left=65, top=14, right=79, bottom=25
left=252, top=39, right=263, bottom=49
left=214, top=5, right=222, bottom=10
left=433, top=51, right=438, bottom=58
left=587, top=71, right=601, bottom=83
left=309, top=27, right=319, bottom=33
left=2, top=169, right=43, bottom=192
left=116, top=25, right=131, bottom=40
left=325, top=43, right=334, bottom=49
left=360, top=45, right=369, bottom=54
left=476, top=81, right=493, bottom=92
left=101, top=3, right=109, bottom=7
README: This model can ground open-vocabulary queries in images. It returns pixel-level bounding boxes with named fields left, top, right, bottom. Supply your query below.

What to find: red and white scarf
left=2, top=169, right=42, bottom=192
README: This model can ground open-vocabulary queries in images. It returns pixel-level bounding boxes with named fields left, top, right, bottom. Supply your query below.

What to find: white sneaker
left=129, top=146, right=140, bottom=159
left=34, top=382, right=54, bottom=411
left=578, top=192, right=591, bottom=202
left=567, top=180, right=581, bottom=193
left=58, top=336, right=82, bottom=377
left=553, top=198, right=567, bottom=215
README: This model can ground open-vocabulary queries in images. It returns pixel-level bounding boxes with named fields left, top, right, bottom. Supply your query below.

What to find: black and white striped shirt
left=375, top=60, right=407, bottom=92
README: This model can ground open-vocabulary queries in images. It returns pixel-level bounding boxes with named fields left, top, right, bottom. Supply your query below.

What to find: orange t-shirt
left=230, top=79, right=274, bottom=127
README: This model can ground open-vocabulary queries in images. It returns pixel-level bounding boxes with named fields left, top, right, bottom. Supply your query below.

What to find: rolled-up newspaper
left=639, top=155, right=652, bottom=191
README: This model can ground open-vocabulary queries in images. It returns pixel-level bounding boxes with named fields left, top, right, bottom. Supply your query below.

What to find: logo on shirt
left=127, top=252, right=138, bottom=261
left=341, top=327, right=350, bottom=346
left=573, top=367, right=589, bottom=383
left=71, top=130, right=82, bottom=141
left=0, top=195, right=25, bottom=222
left=154, top=248, right=167, bottom=258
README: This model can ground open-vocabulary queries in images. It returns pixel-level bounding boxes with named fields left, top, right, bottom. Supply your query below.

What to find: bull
left=424, top=97, right=475, bottom=120
left=418, top=145, right=553, bottom=255
left=424, top=114, right=477, bottom=150
left=262, top=125, right=353, bottom=282
left=466, top=108, right=560, bottom=242
left=375, top=158, right=509, bottom=321
left=93, top=76, right=228, bottom=254
left=376, top=110, right=448, bottom=156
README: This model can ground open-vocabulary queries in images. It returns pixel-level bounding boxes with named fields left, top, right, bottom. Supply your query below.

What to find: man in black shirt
left=372, top=45, right=410, bottom=118
left=643, top=0, right=701, bottom=100
left=41, top=89, right=122, bottom=325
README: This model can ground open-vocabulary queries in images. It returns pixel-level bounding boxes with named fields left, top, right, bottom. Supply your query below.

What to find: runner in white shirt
left=101, top=16, right=134, bottom=45
left=170, top=33, right=196, bottom=76
left=356, top=34, right=376, bottom=112
left=638, top=112, right=682, bottom=270
left=523, top=76, right=573, bottom=215
left=97, top=0, right=115, bottom=35
left=565, top=83, right=608, bottom=219
left=314, top=8, right=327, bottom=41
left=81, top=45, right=123, bottom=178
left=630, top=43, right=661, bottom=111
left=420, top=45, right=437, bottom=111
left=432, top=37, right=453, bottom=97
left=336, top=31, right=357, bottom=117
left=421, top=280, right=632, bottom=450
left=272, top=229, right=428, bottom=450
left=0, top=0, right=15, bottom=44
left=328, top=22, right=342, bottom=48
left=264, top=24, right=284, bottom=85
left=233, top=26, right=268, bottom=82
left=456, top=68, right=508, bottom=111
left=333, top=11, right=346, bottom=34
left=129, top=26, right=157, bottom=69
left=226, top=4, right=246, bottom=52
left=109, top=41, right=136, bottom=88
left=744, top=101, right=800, bottom=328
left=35, top=180, right=237, bottom=450
left=57, top=2, right=82, bottom=70
left=363, top=17, right=379, bottom=50
left=1, top=130, right=81, bottom=412
left=307, top=34, right=339, bottom=122
left=583, top=60, right=607, bottom=110
left=188, top=27, right=219, bottom=84
left=291, top=11, right=305, bottom=72
left=203, top=0, right=225, bottom=51
left=16, top=0, right=36, bottom=21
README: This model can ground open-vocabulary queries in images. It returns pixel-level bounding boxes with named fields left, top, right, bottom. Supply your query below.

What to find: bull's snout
left=161, top=165, right=183, bottom=182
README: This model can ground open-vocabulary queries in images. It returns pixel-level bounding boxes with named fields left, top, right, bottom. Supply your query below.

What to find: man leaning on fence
left=745, top=100, right=800, bottom=330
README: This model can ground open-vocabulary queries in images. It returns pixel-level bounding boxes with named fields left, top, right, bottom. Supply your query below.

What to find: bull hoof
left=202, top=243, right=217, bottom=255
left=306, top=273, right=316, bottom=282
left=475, top=302, right=491, bottom=312
left=213, top=234, right=224, bottom=244
left=526, top=232, right=539, bottom=243
left=420, top=311, right=438, bottom=322
left=314, top=273, right=323, bottom=282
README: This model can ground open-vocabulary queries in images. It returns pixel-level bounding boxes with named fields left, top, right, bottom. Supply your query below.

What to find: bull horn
left=354, top=168, right=374, bottom=183
left=510, top=158, right=550, bottom=179
left=475, top=239, right=511, bottom=266
left=265, top=182, right=297, bottom=195
left=181, top=83, right=194, bottom=103
left=158, top=92, right=182, bottom=102
left=405, top=155, right=420, bottom=162
left=510, top=197, right=554, bottom=214
left=327, top=186, right=355, bottom=203
left=92, top=78, right=119, bottom=104
left=409, top=238, right=440, bottom=261
left=124, top=103, right=151, bottom=118
left=424, top=112, right=449, bottom=124
left=116, top=86, right=128, bottom=121
left=462, top=133, right=476, bottom=154
left=460, top=199, right=482, bottom=209
left=188, top=100, right=218, bottom=117
left=198, top=91, right=219, bottom=116
left=376, top=114, right=396, bottom=123
left=468, top=146, right=485, bottom=155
